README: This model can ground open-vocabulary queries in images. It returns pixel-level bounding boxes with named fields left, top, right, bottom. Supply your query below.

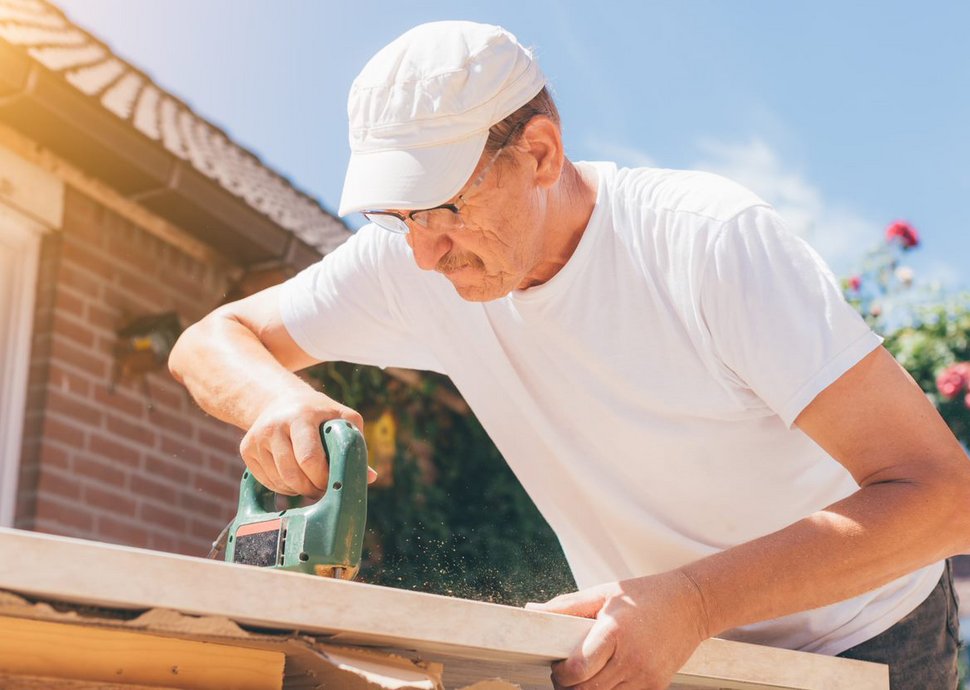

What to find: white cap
left=338, top=21, right=547, bottom=216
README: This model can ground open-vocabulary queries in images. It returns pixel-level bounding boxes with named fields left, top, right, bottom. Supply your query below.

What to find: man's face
left=403, top=154, right=546, bottom=302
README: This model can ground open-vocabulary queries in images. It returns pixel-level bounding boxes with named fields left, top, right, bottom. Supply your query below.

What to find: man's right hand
left=240, top=390, right=374, bottom=500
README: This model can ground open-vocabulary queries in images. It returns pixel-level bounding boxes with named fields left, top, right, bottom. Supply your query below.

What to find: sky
left=53, top=0, right=970, bottom=290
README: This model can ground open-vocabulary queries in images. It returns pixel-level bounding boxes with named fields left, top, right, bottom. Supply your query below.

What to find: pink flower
left=965, top=392, right=970, bottom=410
left=848, top=275, right=862, bottom=291
left=885, top=221, right=920, bottom=250
left=937, top=362, right=970, bottom=399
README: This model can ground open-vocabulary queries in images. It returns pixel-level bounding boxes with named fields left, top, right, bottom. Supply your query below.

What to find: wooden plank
left=0, top=673, right=184, bottom=689
left=0, top=615, right=283, bottom=690
left=0, top=528, right=888, bottom=689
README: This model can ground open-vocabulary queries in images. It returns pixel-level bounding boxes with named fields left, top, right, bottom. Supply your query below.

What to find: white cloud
left=691, top=137, right=879, bottom=275
left=583, top=135, right=656, bottom=169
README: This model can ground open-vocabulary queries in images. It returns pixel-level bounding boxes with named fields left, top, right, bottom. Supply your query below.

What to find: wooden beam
left=0, top=528, right=888, bottom=689
left=0, top=615, right=283, bottom=690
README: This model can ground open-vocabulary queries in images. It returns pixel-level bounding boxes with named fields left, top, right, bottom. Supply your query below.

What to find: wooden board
left=0, top=528, right=888, bottom=689
left=0, top=615, right=283, bottom=689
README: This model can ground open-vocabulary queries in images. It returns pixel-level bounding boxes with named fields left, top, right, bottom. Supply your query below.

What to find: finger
left=336, top=405, right=365, bottom=434
left=552, top=619, right=618, bottom=687
left=526, top=588, right=608, bottom=618
left=367, top=467, right=379, bottom=484
left=270, top=427, right=321, bottom=497
left=290, top=419, right=330, bottom=493
left=240, top=431, right=280, bottom=493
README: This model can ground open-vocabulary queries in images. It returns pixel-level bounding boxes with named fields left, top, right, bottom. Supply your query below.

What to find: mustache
left=436, top=253, right=482, bottom=273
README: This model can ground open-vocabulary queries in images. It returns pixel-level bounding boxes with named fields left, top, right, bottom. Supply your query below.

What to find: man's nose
left=407, top=227, right=453, bottom=271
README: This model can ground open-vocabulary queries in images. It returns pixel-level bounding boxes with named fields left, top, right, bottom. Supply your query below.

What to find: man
left=169, top=21, right=970, bottom=689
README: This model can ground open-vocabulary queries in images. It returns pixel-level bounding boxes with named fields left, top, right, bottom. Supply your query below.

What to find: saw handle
left=236, top=419, right=361, bottom=518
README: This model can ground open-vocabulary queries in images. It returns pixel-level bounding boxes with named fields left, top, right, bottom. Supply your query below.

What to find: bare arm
left=533, top=346, right=970, bottom=688
left=681, top=345, right=970, bottom=635
left=169, top=285, right=368, bottom=498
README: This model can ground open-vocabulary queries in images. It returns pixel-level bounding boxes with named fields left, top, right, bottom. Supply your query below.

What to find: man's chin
left=445, top=275, right=510, bottom=302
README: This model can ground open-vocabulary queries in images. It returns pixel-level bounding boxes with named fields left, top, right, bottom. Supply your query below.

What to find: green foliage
left=310, top=361, right=575, bottom=605
left=882, top=298, right=970, bottom=447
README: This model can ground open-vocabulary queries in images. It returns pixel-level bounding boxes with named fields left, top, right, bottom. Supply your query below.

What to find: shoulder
left=606, top=164, right=769, bottom=224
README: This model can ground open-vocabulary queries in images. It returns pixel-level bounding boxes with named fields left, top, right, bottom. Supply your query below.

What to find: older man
left=169, top=21, right=970, bottom=689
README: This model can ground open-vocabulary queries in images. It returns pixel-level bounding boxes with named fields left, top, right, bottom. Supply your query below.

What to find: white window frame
left=0, top=201, right=45, bottom=528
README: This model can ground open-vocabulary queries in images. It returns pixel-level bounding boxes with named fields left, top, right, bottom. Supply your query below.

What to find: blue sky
left=55, top=0, right=970, bottom=289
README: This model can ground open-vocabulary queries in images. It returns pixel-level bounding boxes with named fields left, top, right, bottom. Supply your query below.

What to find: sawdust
left=456, top=681, right=523, bottom=690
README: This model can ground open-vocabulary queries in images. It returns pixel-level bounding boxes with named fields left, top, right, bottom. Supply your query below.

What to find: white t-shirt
left=279, top=161, right=943, bottom=655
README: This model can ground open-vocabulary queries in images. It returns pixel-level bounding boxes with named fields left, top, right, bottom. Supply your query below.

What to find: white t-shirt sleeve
left=278, top=225, right=445, bottom=372
left=699, top=205, right=883, bottom=428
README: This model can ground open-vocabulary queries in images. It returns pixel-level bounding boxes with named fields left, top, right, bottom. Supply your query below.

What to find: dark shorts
left=837, top=559, right=963, bottom=689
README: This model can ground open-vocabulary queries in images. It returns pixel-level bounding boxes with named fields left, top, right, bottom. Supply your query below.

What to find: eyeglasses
left=362, top=122, right=525, bottom=235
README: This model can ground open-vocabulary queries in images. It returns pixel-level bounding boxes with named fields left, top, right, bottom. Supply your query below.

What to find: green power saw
left=207, top=419, right=368, bottom=580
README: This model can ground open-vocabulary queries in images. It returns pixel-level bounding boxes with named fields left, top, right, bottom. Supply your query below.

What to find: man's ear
left=519, top=116, right=564, bottom=190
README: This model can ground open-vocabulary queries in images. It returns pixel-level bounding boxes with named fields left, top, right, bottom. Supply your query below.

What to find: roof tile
left=0, top=23, right=83, bottom=45
left=65, top=57, right=124, bottom=96
left=27, top=43, right=105, bottom=70
left=101, top=71, right=143, bottom=120
left=0, top=0, right=349, bottom=253
left=132, top=83, right=161, bottom=140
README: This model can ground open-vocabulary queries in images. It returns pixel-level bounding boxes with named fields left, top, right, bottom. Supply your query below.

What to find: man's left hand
left=526, top=570, right=709, bottom=689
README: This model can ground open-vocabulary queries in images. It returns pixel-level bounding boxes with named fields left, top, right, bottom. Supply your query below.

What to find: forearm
left=169, top=311, right=318, bottom=431
left=681, top=476, right=970, bottom=639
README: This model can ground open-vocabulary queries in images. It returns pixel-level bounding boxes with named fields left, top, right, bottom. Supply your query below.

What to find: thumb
left=525, top=587, right=609, bottom=619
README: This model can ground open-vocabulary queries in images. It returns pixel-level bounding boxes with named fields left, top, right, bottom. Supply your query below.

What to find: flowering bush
left=936, top=362, right=970, bottom=407
left=885, top=220, right=920, bottom=250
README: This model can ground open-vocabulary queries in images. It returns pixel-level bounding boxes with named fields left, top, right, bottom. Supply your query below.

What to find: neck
left=518, top=159, right=598, bottom=289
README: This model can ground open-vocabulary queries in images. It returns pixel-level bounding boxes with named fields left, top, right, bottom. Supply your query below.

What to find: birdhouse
left=364, top=409, right=397, bottom=488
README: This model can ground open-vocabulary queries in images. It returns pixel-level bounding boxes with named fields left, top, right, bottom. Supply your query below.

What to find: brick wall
left=15, top=186, right=249, bottom=556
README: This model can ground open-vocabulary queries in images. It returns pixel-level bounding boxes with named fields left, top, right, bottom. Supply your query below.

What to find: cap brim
left=338, top=130, right=490, bottom=216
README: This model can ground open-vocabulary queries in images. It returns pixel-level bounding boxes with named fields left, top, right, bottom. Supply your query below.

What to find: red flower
left=937, top=362, right=970, bottom=399
left=885, top=221, right=919, bottom=250
left=848, top=275, right=862, bottom=291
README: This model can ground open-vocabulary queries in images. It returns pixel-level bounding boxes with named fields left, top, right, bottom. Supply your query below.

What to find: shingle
left=65, top=57, right=124, bottom=96
left=27, top=43, right=104, bottom=70
left=0, top=0, right=47, bottom=12
left=0, top=0, right=350, bottom=252
left=157, top=96, right=188, bottom=159
left=0, top=22, right=83, bottom=46
left=132, top=83, right=161, bottom=140
left=0, top=5, right=64, bottom=27
left=101, top=71, right=142, bottom=120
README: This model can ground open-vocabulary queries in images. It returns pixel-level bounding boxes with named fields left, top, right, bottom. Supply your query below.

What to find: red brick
left=35, top=497, right=95, bottom=531
left=141, top=502, right=187, bottom=533
left=49, top=335, right=108, bottom=378
left=190, top=517, right=225, bottom=541
left=88, top=432, right=140, bottom=467
left=75, top=455, right=126, bottom=487
left=49, top=363, right=92, bottom=397
left=149, top=408, right=193, bottom=437
left=46, top=389, right=103, bottom=427
left=38, top=443, right=71, bottom=470
left=42, top=415, right=86, bottom=447
left=51, top=311, right=96, bottom=349
left=198, top=428, right=242, bottom=456
left=130, top=473, right=178, bottom=504
left=58, top=264, right=102, bottom=296
left=144, top=453, right=191, bottom=484
left=105, top=413, right=156, bottom=447
left=93, top=384, right=148, bottom=420
left=204, top=452, right=232, bottom=476
left=97, top=515, right=150, bottom=547
left=53, top=288, right=86, bottom=318
left=37, top=469, right=82, bottom=500
left=115, top=271, right=169, bottom=309
left=87, top=303, right=118, bottom=331
left=192, top=472, right=236, bottom=502
left=61, top=237, right=112, bottom=278
left=150, top=532, right=178, bottom=553
left=84, top=483, right=137, bottom=516
left=180, top=491, right=232, bottom=520
left=159, top=435, right=198, bottom=461
left=148, top=381, right=188, bottom=411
